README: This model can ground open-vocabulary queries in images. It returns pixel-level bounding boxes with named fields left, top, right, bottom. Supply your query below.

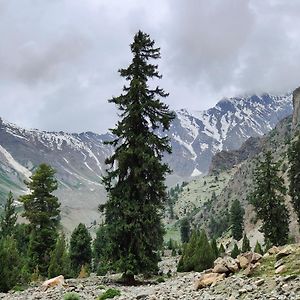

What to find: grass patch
left=98, top=288, right=121, bottom=300
left=63, top=292, right=81, bottom=300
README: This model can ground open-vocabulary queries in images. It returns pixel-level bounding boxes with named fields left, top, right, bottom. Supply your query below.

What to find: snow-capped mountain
left=0, top=93, right=293, bottom=230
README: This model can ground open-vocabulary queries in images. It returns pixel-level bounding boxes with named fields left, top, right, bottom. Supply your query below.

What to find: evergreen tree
left=218, top=243, right=225, bottom=256
left=0, top=236, right=21, bottom=292
left=70, top=223, right=92, bottom=276
left=230, top=199, right=244, bottom=241
left=20, top=164, right=60, bottom=275
left=241, top=234, right=251, bottom=253
left=180, top=218, right=190, bottom=243
left=210, top=238, right=219, bottom=259
left=254, top=241, right=263, bottom=255
left=231, top=243, right=240, bottom=259
left=248, top=151, right=289, bottom=246
left=193, top=230, right=215, bottom=272
left=48, top=234, right=71, bottom=278
left=288, top=132, right=300, bottom=223
left=100, top=31, right=175, bottom=282
left=93, top=224, right=110, bottom=273
left=0, top=191, right=17, bottom=238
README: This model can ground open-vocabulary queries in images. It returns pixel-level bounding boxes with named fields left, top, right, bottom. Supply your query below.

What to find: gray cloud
left=0, top=0, right=299, bottom=132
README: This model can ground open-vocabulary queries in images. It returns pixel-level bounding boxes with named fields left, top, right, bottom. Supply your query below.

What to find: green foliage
left=180, top=218, right=190, bottom=244
left=0, top=236, right=21, bottom=292
left=177, top=230, right=215, bottom=272
left=210, top=238, right=219, bottom=259
left=98, top=288, right=121, bottom=300
left=100, top=31, right=175, bottom=278
left=70, top=223, right=92, bottom=276
left=218, top=243, right=225, bottom=255
left=48, top=234, right=71, bottom=278
left=230, top=199, right=244, bottom=241
left=248, top=151, right=289, bottom=246
left=254, top=241, right=263, bottom=255
left=241, top=234, right=251, bottom=253
left=288, top=132, right=300, bottom=223
left=19, top=164, right=60, bottom=275
left=63, top=292, right=80, bottom=300
left=156, top=276, right=165, bottom=283
left=0, top=191, right=17, bottom=238
left=14, top=223, right=30, bottom=254
left=209, top=211, right=230, bottom=239
left=231, top=243, right=240, bottom=259
left=93, top=224, right=109, bottom=272
left=264, top=239, right=272, bottom=253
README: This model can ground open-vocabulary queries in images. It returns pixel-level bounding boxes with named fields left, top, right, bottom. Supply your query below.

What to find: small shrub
left=63, top=292, right=80, bottom=300
left=98, top=288, right=121, bottom=300
left=156, top=276, right=165, bottom=283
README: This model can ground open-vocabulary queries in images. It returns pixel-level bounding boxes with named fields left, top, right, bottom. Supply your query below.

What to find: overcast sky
left=0, top=0, right=300, bottom=133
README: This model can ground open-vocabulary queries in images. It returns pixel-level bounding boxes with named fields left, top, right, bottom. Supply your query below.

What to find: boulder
left=195, top=272, right=226, bottom=290
left=213, top=256, right=239, bottom=273
left=276, top=246, right=293, bottom=261
left=274, top=258, right=284, bottom=269
left=41, top=275, right=66, bottom=291
left=212, top=264, right=229, bottom=274
left=275, top=265, right=287, bottom=274
left=268, top=246, right=280, bottom=255
left=237, top=255, right=249, bottom=269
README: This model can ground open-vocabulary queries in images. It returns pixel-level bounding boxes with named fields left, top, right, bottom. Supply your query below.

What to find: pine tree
left=180, top=218, right=190, bottom=243
left=0, top=236, right=21, bottom=292
left=48, top=234, right=71, bottom=278
left=193, top=230, right=215, bottom=272
left=241, top=234, right=251, bottom=253
left=248, top=151, right=289, bottom=246
left=0, top=191, right=17, bottom=238
left=210, top=238, right=219, bottom=259
left=20, top=164, right=60, bottom=275
left=288, top=132, right=300, bottom=223
left=70, top=223, right=92, bottom=276
left=218, top=243, right=226, bottom=256
left=254, top=241, right=263, bottom=255
left=230, top=199, right=244, bottom=241
left=231, top=243, right=240, bottom=258
left=100, top=31, right=175, bottom=282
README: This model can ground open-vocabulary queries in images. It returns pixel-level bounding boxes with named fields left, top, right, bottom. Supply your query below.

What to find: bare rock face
left=292, top=86, right=300, bottom=129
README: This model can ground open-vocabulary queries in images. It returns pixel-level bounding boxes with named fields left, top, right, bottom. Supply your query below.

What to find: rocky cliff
left=292, top=86, right=300, bottom=129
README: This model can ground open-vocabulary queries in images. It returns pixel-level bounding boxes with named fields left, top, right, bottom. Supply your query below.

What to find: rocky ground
left=1, top=247, right=300, bottom=300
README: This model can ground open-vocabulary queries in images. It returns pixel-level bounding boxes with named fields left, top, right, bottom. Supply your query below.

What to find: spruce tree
left=288, top=132, right=300, bottom=223
left=231, top=243, right=240, bottom=259
left=100, top=31, right=175, bottom=282
left=248, top=151, right=289, bottom=246
left=48, top=234, right=71, bottom=278
left=0, top=191, right=17, bottom=238
left=218, top=243, right=225, bottom=256
left=180, top=218, right=190, bottom=244
left=69, top=223, right=92, bottom=276
left=254, top=241, right=263, bottom=255
left=0, top=236, right=21, bottom=292
left=230, top=199, right=244, bottom=241
left=241, top=234, right=251, bottom=253
left=210, top=238, right=219, bottom=259
left=20, top=164, right=60, bottom=275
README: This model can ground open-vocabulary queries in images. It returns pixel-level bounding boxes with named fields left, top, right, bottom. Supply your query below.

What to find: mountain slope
left=0, top=92, right=293, bottom=231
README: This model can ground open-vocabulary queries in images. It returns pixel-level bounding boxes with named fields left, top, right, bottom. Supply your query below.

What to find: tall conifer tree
left=20, top=164, right=60, bottom=275
left=288, top=132, right=300, bottom=223
left=230, top=199, right=244, bottom=241
left=100, top=31, right=175, bottom=281
left=0, top=191, right=17, bottom=237
left=248, top=151, right=289, bottom=246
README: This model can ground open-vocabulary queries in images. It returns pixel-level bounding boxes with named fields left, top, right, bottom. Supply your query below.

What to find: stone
left=251, top=252, right=262, bottom=263
left=268, top=246, right=280, bottom=255
left=194, top=273, right=226, bottom=290
left=237, top=255, right=249, bottom=269
left=212, top=264, right=229, bottom=274
left=41, top=275, right=66, bottom=291
left=275, top=265, right=287, bottom=274
left=276, top=246, right=293, bottom=261
left=274, top=258, right=284, bottom=269
left=255, top=278, right=265, bottom=286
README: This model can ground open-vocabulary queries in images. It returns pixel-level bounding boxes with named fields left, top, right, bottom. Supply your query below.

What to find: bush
left=98, top=288, right=121, bottom=300
left=156, top=276, right=165, bottom=283
left=63, top=292, right=80, bottom=300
